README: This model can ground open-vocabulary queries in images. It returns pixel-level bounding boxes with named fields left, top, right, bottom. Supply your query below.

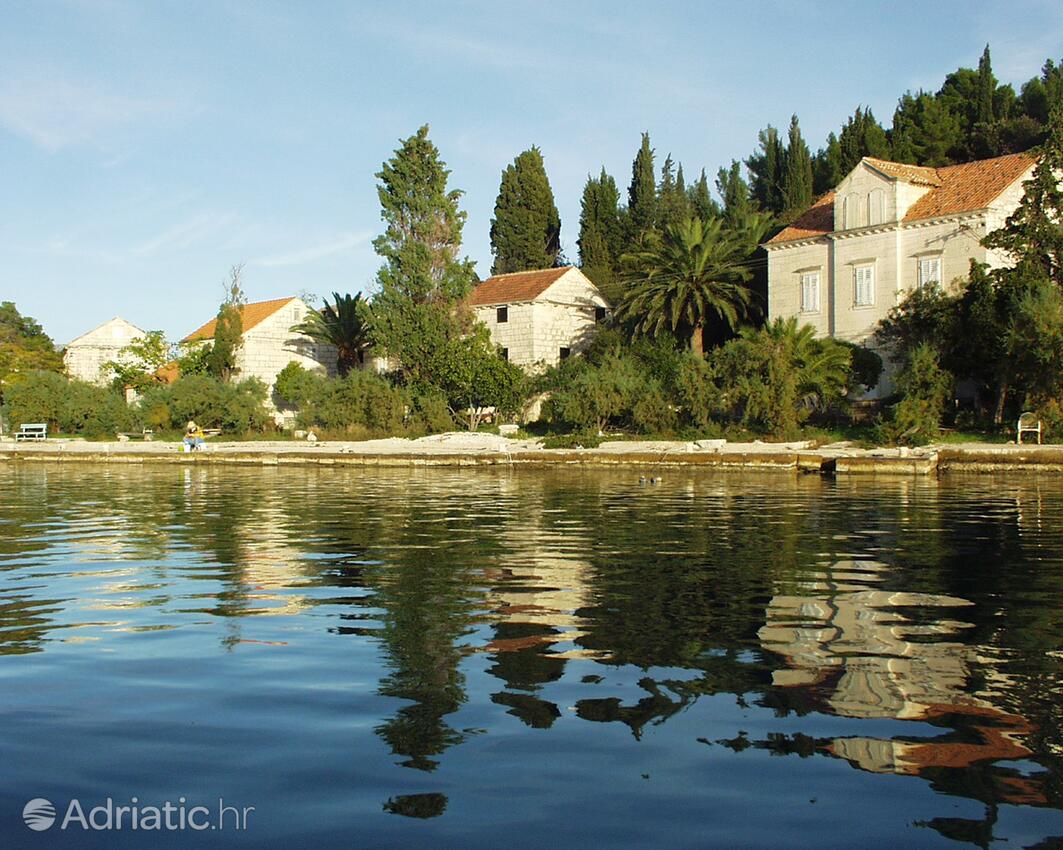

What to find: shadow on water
left=0, top=464, right=1061, bottom=846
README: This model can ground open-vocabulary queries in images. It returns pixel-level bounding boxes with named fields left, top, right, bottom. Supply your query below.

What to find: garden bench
left=116, top=429, right=155, bottom=442
left=1017, top=412, right=1042, bottom=445
left=15, top=423, right=47, bottom=442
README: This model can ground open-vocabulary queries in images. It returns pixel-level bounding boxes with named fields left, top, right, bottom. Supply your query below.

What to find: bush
left=877, top=344, right=953, bottom=445
left=138, top=375, right=270, bottom=433
left=3, top=371, right=140, bottom=437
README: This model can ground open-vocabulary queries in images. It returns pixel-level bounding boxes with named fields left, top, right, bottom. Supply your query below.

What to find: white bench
left=15, top=423, right=47, bottom=442
left=1017, top=412, right=1042, bottom=445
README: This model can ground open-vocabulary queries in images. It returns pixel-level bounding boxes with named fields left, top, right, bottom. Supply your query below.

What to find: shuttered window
left=868, top=189, right=885, bottom=225
left=854, top=265, right=875, bottom=306
left=918, top=256, right=942, bottom=289
left=800, top=273, right=820, bottom=313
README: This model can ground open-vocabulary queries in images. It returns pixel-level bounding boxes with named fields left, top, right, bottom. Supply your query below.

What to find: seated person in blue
left=184, top=420, right=205, bottom=451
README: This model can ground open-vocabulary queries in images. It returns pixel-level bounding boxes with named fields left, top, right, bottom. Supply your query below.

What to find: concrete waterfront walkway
left=2, top=433, right=1063, bottom=475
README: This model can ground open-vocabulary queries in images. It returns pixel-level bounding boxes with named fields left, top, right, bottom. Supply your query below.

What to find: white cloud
left=0, top=72, right=187, bottom=151
left=253, top=231, right=373, bottom=268
left=131, top=212, right=238, bottom=257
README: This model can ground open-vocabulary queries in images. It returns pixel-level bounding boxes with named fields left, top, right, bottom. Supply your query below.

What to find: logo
left=23, top=798, right=56, bottom=831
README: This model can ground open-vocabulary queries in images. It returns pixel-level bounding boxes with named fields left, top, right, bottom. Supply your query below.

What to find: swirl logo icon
left=23, top=798, right=57, bottom=831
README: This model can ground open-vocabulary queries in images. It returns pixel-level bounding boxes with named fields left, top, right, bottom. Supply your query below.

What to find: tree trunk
left=993, top=379, right=1009, bottom=426
left=690, top=324, right=704, bottom=358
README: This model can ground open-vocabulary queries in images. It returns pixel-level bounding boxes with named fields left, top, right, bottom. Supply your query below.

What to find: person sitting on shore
left=184, top=420, right=205, bottom=452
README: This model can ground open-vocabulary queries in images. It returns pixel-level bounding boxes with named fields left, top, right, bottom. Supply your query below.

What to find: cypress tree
left=627, top=133, right=657, bottom=243
left=657, top=155, right=690, bottom=229
left=747, top=125, right=784, bottom=214
left=781, top=114, right=813, bottom=217
left=838, top=107, right=890, bottom=174
left=578, top=168, right=623, bottom=303
left=716, top=161, right=752, bottom=225
left=689, top=168, right=720, bottom=221
left=489, top=146, right=561, bottom=273
left=208, top=264, right=245, bottom=383
left=976, top=45, right=996, bottom=125
left=812, top=133, right=844, bottom=193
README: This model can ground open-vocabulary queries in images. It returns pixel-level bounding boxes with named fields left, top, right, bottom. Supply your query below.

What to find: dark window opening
left=559, top=347, right=571, bottom=361
left=496, top=306, right=508, bottom=323
left=500, top=348, right=509, bottom=361
left=594, top=306, right=607, bottom=323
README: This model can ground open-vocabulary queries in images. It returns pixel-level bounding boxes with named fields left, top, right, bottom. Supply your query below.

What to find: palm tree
left=615, top=214, right=770, bottom=356
left=292, top=293, right=371, bottom=377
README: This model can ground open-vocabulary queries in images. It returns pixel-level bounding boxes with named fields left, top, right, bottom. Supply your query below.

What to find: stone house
left=764, top=152, right=1036, bottom=391
left=469, top=266, right=609, bottom=369
left=64, top=317, right=147, bottom=385
left=180, top=297, right=337, bottom=407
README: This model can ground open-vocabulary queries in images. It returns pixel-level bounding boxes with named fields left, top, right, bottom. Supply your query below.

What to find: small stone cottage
left=64, top=317, right=147, bottom=386
left=179, top=296, right=336, bottom=405
left=469, top=266, right=609, bottom=369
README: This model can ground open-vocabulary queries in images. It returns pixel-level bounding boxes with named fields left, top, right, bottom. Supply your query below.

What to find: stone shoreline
left=2, top=434, right=1062, bottom=476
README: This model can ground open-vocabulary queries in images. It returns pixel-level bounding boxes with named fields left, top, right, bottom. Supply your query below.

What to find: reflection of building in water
left=757, top=559, right=1043, bottom=804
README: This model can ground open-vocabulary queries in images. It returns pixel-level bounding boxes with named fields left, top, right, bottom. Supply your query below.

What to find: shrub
left=138, top=375, right=269, bottom=433
left=3, top=371, right=139, bottom=437
left=878, top=344, right=953, bottom=445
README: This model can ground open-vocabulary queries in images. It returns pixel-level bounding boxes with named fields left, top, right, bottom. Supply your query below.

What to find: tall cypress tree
left=813, top=133, right=844, bottom=193
left=627, top=133, right=657, bottom=243
left=781, top=114, right=813, bottom=217
left=578, top=168, right=623, bottom=302
left=689, top=168, right=720, bottom=221
left=838, top=107, right=890, bottom=174
left=657, top=155, right=690, bottom=229
left=747, top=125, right=784, bottom=214
left=489, top=146, right=561, bottom=273
left=370, top=125, right=477, bottom=381
left=716, top=161, right=752, bottom=225
left=976, top=45, right=997, bottom=125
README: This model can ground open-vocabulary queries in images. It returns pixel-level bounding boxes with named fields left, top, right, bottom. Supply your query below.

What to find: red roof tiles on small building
left=468, top=267, right=573, bottom=306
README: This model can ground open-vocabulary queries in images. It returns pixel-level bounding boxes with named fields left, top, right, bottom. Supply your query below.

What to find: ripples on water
left=1, top=464, right=1062, bottom=847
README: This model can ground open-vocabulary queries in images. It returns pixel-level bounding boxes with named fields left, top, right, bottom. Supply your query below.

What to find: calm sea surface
left=1, top=464, right=1061, bottom=848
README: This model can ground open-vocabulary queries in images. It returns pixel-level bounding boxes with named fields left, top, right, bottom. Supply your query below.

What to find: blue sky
left=3, top=0, right=1062, bottom=344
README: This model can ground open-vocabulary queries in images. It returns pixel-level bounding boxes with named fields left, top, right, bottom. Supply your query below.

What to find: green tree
left=0, top=302, right=63, bottom=404
left=657, top=155, right=690, bottom=230
left=616, top=215, right=770, bottom=356
left=781, top=114, right=813, bottom=218
left=689, top=168, right=720, bottom=222
left=626, top=132, right=657, bottom=244
left=291, top=292, right=371, bottom=377
left=838, top=106, right=890, bottom=174
left=104, top=330, right=171, bottom=391
left=812, top=133, right=844, bottom=194
left=747, top=125, right=784, bottom=214
left=891, top=92, right=964, bottom=166
left=976, top=44, right=997, bottom=126
left=208, top=264, right=246, bottom=383
left=368, top=125, right=477, bottom=384
left=430, top=326, right=525, bottom=430
left=489, top=146, right=561, bottom=273
left=715, top=161, right=751, bottom=226
left=578, top=168, right=623, bottom=303
left=882, top=344, right=954, bottom=445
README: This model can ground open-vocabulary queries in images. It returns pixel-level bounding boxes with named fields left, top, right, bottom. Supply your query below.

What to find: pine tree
left=747, top=125, right=784, bottom=214
left=578, top=168, right=623, bottom=303
left=716, top=160, right=752, bottom=225
left=627, top=133, right=657, bottom=243
left=781, top=114, right=813, bottom=217
left=838, top=107, right=890, bottom=174
left=689, top=168, right=720, bottom=221
left=657, top=155, right=690, bottom=229
left=892, top=92, right=964, bottom=166
left=489, top=146, right=561, bottom=273
left=369, top=125, right=477, bottom=382
left=812, top=133, right=844, bottom=193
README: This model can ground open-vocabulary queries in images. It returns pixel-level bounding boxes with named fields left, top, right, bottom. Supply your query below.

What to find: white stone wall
left=64, top=318, right=146, bottom=386
left=235, top=299, right=337, bottom=399
left=475, top=302, right=537, bottom=365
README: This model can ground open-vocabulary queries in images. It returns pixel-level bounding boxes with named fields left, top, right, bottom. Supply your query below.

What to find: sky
left=2, top=0, right=1062, bottom=345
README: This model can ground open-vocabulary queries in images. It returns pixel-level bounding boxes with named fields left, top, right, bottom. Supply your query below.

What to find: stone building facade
left=180, top=297, right=336, bottom=412
left=64, top=317, right=147, bottom=385
left=469, top=266, right=609, bottom=369
left=764, top=152, right=1036, bottom=392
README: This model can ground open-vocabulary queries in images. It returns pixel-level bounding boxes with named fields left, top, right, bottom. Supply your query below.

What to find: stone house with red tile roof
left=763, top=151, right=1037, bottom=392
left=178, top=296, right=336, bottom=409
left=469, top=266, right=608, bottom=369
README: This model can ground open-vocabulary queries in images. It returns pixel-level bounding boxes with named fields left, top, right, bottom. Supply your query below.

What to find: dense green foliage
left=104, top=330, right=171, bottom=391
left=490, top=147, right=561, bottom=273
left=577, top=169, right=624, bottom=303
left=3, top=371, right=138, bottom=437
left=140, top=375, right=270, bottom=433
left=208, top=265, right=246, bottom=382
left=292, top=292, right=371, bottom=376
left=0, top=302, right=63, bottom=403
left=878, top=345, right=954, bottom=445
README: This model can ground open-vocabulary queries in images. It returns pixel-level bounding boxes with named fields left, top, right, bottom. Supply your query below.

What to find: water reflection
left=0, top=465, right=1061, bottom=846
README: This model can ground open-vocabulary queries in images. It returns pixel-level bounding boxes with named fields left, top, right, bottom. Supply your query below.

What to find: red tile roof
left=469, top=266, right=573, bottom=306
left=181, top=297, right=296, bottom=343
left=767, top=152, right=1036, bottom=245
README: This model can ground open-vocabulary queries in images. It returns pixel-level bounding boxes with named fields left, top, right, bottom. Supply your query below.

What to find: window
left=500, top=348, right=509, bottom=361
left=918, top=256, right=942, bottom=289
left=559, top=347, right=571, bottom=361
left=854, top=265, right=875, bottom=306
left=868, top=189, right=885, bottom=226
left=496, top=306, right=508, bottom=323
left=845, top=192, right=860, bottom=229
left=594, top=306, right=607, bottom=323
left=800, top=272, right=820, bottom=313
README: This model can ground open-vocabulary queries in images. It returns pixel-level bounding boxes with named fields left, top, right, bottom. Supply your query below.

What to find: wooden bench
left=15, top=423, right=47, bottom=442
left=117, top=429, right=155, bottom=442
